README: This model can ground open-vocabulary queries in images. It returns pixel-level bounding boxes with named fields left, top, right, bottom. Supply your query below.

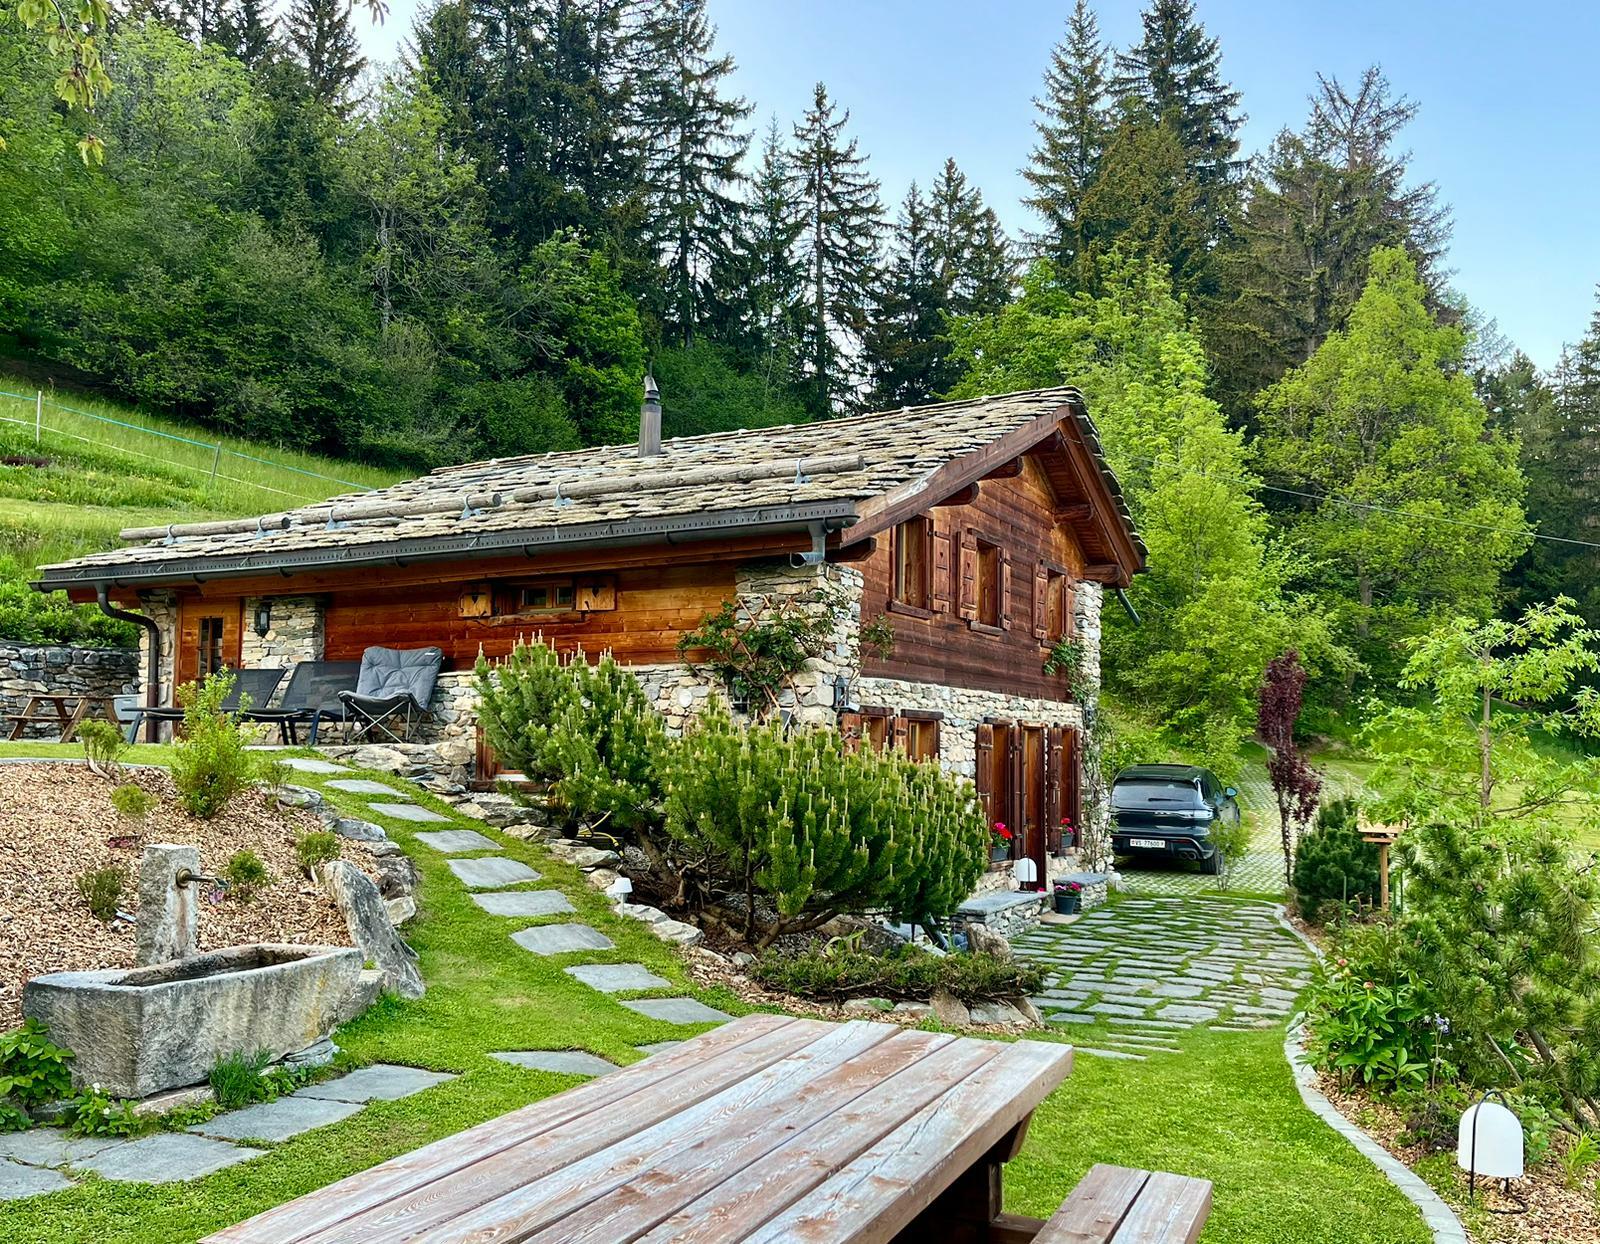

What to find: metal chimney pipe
left=639, top=370, right=662, bottom=458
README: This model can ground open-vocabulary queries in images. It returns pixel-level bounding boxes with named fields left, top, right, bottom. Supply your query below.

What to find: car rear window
left=1112, top=780, right=1204, bottom=809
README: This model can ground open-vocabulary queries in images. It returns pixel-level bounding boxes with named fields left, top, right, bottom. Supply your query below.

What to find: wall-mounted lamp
left=252, top=600, right=272, bottom=638
left=832, top=672, right=857, bottom=712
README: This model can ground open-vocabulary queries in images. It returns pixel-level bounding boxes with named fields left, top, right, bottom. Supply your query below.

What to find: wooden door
left=175, top=597, right=242, bottom=694
left=1021, top=725, right=1046, bottom=888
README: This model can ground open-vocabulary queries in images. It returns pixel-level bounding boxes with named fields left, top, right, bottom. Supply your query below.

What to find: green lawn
left=0, top=746, right=1430, bottom=1242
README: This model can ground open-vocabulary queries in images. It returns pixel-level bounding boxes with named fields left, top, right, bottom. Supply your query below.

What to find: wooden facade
left=856, top=454, right=1085, bottom=701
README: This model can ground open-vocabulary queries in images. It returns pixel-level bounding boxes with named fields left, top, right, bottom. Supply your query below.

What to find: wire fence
left=0, top=387, right=381, bottom=505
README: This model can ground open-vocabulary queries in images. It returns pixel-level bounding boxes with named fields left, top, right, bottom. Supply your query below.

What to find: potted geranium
left=1058, top=815, right=1076, bottom=852
left=1052, top=878, right=1084, bottom=914
left=990, top=820, right=1013, bottom=863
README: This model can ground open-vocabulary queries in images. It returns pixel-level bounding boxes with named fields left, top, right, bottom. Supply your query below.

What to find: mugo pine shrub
left=1292, top=797, right=1380, bottom=919
left=473, top=638, right=577, bottom=783
left=657, top=703, right=988, bottom=947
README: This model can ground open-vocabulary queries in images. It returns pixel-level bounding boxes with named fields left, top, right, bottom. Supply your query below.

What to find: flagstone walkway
left=1012, top=895, right=1313, bottom=1061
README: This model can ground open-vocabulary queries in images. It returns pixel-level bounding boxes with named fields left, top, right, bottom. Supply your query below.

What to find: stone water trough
left=23, top=944, right=362, bottom=1099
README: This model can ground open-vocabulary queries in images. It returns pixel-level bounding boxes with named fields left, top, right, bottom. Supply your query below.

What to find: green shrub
left=751, top=942, right=1044, bottom=1004
left=109, top=781, right=156, bottom=824
left=79, top=718, right=128, bottom=781
left=545, top=652, right=669, bottom=832
left=208, top=1049, right=274, bottom=1110
left=1292, top=798, right=1380, bottom=918
left=473, top=638, right=577, bottom=783
left=75, top=865, right=126, bottom=920
left=294, top=831, right=341, bottom=876
left=0, top=1099, right=29, bottom=1132
left=223, top=849, right=270, bottom=901
left=0, top=1019, right=74, bottom=1109
left=65, top=1086, right=141, bottom=1137
left=0, top=569, right=137, bottom=647
left=1208, top=814, right=1253, bottom=889
left=170, top=671, right=261, bottom=818
left=658, top=702, right=988, bottom=947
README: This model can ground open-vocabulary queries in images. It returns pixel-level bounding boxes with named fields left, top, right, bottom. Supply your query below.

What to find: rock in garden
left=968, top=1001, right=1024, bottom=1026
left=330, top=816, right=389, bottom=843
left=321, top=861, right=424, bottom=1000
left=893, top=1001, right=931, bottom=1018
left=843, top=998, right=892, bottom=1014
left=547, top=841, right=622, bottom=870
left=276, top=785, right=326, bottom=811
left=375, top=854, right=419, bottom=899
left=964, top=923, right=1013, bottom=961
left=615, top=902, right=670, bottom=925
left=652, top=919, right=704, bottom=946
left=930, top=989, right=970, bottom=1028
left=385, top=896, right=417, bottom=926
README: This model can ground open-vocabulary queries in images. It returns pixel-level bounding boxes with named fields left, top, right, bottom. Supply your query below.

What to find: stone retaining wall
left=0, top=643, right=139, bottom=738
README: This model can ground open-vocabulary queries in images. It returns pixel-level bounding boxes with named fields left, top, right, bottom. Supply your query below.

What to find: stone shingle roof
left=38, top=387, right=1140, bottom=586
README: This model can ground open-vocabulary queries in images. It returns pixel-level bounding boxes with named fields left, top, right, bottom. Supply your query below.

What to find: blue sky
left=362, top=1, right=1600, bottom=368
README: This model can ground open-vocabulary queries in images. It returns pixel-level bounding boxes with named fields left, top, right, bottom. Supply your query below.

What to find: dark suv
left=1110, top=764, right=1240, bottom=874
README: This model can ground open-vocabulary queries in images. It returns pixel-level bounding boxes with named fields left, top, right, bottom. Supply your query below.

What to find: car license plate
left=1129, top=838, right=1166, bottom=850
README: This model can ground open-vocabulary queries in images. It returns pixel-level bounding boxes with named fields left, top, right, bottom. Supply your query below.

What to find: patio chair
left=124, top=667, right=286, bottom=741
left=308, top=646, right=443, bottom=746
left=113, top=693, right=142, bottom=744
left=238, top=661, right=360, bottom=745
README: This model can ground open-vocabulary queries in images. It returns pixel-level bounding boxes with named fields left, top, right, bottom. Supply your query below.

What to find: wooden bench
left=1032, top=1163, right=1212, bottom=1242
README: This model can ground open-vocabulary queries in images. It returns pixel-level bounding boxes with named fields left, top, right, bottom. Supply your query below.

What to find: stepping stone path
left=1011, top=896, right=1312, bottom=1061
left=325, top=778, right=411, bottom=798
left=415, top=829, right=501, bottom=852
left=622, top=998, right=733, bottom=1025
left=564, top=963, right=671, bottom=993
left=278, top=757, right=348, bottom=774
left=512, top=923, right=616, bottom=954
left=0, top=1063, right=456, bottom=1201
left=447, top=857, right=541, bottom=888
left=369, top=801, right=450, bottom=823
left=472, top=890, right=573, bottom=917
left=492, top=1051, right=619, bottom=1077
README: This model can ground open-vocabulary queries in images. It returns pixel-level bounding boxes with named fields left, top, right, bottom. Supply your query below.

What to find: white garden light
left=1457, top=1093, right=1524, bottom=1206
left=604, top=876, right=633, bottom=902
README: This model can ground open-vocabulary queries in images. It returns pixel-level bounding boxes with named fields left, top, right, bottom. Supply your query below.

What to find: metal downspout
left=96, top=585, right=161, bottom=743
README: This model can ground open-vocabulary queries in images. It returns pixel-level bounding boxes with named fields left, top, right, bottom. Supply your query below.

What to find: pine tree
left=286, top=0, right=365, bottom=114
left=632, top=0, right=751, bottom=347
left=1113, top=0, right=1242, bottom=231
left=926, top=157, right=1012, bottom=320
left=214, top=0, right=276, bottom=66
left=789, top=82, right=883, bottom=417
left=711, top=117, right=805, bottom=385
left=1021, top=0, right=1112, bottom=276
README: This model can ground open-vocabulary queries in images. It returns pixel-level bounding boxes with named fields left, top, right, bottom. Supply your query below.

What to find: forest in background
left=3, top=0, right=1599, bottom=762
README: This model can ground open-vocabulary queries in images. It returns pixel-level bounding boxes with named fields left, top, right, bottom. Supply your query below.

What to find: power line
left=1120, top=452, right=1600, bottom=552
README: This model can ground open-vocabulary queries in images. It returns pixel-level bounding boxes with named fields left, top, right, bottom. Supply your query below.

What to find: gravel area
left=0, top=764, right=375, bottom=1030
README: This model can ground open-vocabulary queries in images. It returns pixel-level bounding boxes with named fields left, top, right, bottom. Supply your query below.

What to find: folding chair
left=125, top=667, right=286, bottom=741
left=238, top=661, right=360, bottom=745
left=309, top=647, right=443, bottom=745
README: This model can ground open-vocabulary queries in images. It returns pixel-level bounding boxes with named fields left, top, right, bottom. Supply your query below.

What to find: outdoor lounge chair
left=308, top=646, right=442, bottom=746
left=125, top=667, right=286, bottom=741
left=238, top=661, right=360, bottom=745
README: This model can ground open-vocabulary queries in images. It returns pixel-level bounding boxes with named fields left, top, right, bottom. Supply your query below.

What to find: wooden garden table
left=203, top=1013, right=1075, bottom=1244
left=4, top=692, right=121, bottom=742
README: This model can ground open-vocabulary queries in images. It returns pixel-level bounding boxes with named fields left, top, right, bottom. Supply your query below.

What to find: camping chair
left=125, top=667, right=286, bottom=741
left=308, top=646, right=443, bottom=746
left=238, top=661, right=360, bottom=745
left=114, top=694, right=142, bottom=744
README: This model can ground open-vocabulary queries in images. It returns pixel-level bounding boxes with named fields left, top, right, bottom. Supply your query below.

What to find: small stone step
left=447, top=857, right=540, bottom=888
left=491, top=1050, right=618, bottom=1077
left=415, top=829, right=501, bottom=852
left=621, top=997, right=732, bottom=1025
left=565, top=963, right=672, bottom=993
left=325, top=779, right=410, bottom=797
left=369, top=802, right=449, bottom=823
left=511, top=923, right=615, bottom=955
left=190, top=1095, right=361, bottom=1143
left=471, top=890, right=573, bottom=917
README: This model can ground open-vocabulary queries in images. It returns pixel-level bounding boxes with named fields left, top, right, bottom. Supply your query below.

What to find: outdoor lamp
left=253, top=599, right=272, bottom=637
left=604, top=876, right=632, bottom=903
left=1012, top=857, right=1039, bottom=888
left=1457, top=1092, right=1524, bottom=1205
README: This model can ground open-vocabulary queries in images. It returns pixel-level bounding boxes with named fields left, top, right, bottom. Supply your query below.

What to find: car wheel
left=1202, top=850, right=1224, bottom=876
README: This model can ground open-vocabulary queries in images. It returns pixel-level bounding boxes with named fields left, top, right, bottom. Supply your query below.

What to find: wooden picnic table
left=204, top=1013, right=1076, bottom=1244
left=4, top=692, right=121, bottom=743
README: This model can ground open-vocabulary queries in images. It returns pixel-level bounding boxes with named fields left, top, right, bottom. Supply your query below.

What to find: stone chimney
left=639, top=370, right=661, bottom=458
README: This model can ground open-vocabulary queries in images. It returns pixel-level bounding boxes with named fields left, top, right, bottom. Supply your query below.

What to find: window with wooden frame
left=198, top=617, right=225, bottom=679
left=486, top=575, right=616, bottom=618
left=898, top=713, right=940, bottom=762
left=890, top=517, right=933, bottom=612
left=840, top=708, right=939, bottom=761
left=1033, top=563, right=1075, bottom=643
left=962, top=532, right=1011, bottom=633
left=860, top=707, right=893, bottom=752
left=975, top=539, right=1001, bottom=628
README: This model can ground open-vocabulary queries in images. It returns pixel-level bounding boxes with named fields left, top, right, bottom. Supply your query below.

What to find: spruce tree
left=863, top=184, right=942, bottom=408
left=1021, top=0, right=1112, bottom=277
left=926, top=157, right=1013, bottom=320
left=1113, top=0, right=1242, bottom=246
left=632, top=0, right=751, bottom=347
left=286, top=0, right=365, bottom=114
left=711, top=117, right=805, bottom=385
left=789, top=82, right=883, bottom=417
left=214, top=0, right=277, bottom=66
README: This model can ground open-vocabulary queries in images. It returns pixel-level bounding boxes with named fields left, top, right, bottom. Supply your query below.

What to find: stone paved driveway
left=1113, top=764, right=1284, bottom=898
left=1012, top=895, right=1314, bottom=1060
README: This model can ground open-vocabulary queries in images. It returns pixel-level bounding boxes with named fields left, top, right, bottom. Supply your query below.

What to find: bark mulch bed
left=1319, top=1073, right=1600, bottom=1244
left=0, top=764, right=376, bottom=1031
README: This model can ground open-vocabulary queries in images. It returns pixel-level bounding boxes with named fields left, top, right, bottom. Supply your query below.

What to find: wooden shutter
left=920, top=515, right=936, bottom=607
left=1045, top=726, right=1063, bottom=854
left=1032, top=563, right=1050, bottom=640
left=999, top=549, right=1014, bottom=630
left=1062, top=726, right=1083, bottom=841
left=958, top=531, right=979, bottom=620
left=892, top=715, right=910, bottom=754
left=931, top=525, right=953, bottom=613
left=974, top=722, right=994, bottom=823
left=839, top=711, right=863, bottom=754
left=1006, top=723, right=1023, bottom=854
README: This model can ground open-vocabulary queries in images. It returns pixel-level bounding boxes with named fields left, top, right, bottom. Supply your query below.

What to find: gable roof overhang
left=836, top=394, right=1146, bottom=587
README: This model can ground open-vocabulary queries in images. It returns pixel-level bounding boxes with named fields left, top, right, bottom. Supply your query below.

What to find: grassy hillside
left=0, top=377, right=406, bottom=646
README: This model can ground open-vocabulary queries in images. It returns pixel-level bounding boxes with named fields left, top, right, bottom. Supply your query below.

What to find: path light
left=1457, top=1091, right=1525, bottom=1210
left=604, top=876, right=632, bottom=903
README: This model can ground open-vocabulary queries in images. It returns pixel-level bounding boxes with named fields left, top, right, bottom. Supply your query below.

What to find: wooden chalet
left=38, top=385, right=1145, bottom=883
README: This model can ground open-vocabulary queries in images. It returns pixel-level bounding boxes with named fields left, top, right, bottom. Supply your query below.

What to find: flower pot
left=1052, top=889, right=1081, bottom=915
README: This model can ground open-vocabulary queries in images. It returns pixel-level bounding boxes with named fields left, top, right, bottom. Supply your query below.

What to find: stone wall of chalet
left=0, top=643, right=139, bottom=738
